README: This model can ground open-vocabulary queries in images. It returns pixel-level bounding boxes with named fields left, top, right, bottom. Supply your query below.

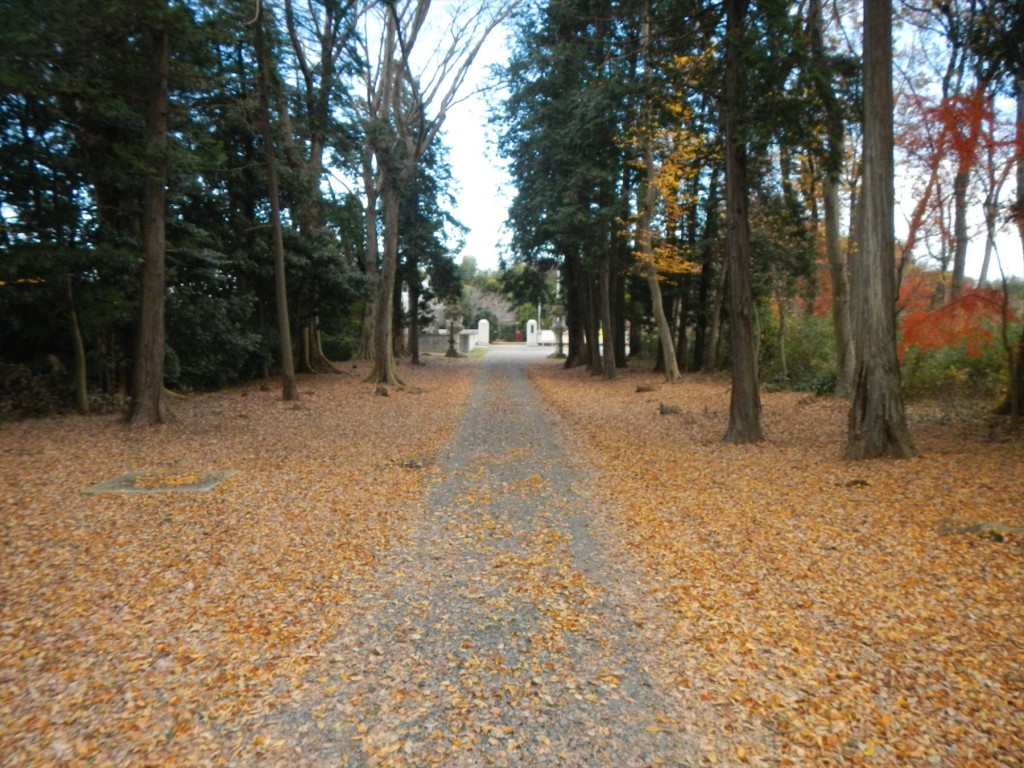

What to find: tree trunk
left=629, top=311, right=643, bottom=360
left=693, top=175, right=720, bottom=371
left=706, top=259, right=727, bottom=371
left=408, top=275, right=421, bottom=365
left=825, top=160, right=854, bottom=395
left=564, top=252, right=587, bottom=368
left=391, top=282, right=406, bottom=359
left=304, top=317, right=336, bottom=372
left=996, top=271, right=1023, bottom=428
left=127, top=19, right=171, bottom=426
left=313, top=317, right=335, bottom=370
left=66, top=275, right=89, bottom=415
left=636, top=51, right=680, bottom=382
left=1005, top=331, right=1023, bottom=429
left=612, top=256, right=628, bottom=368
left=693, top=259, right=711, bottom=370
left=950, top=167, right=969, bottom=298
left=979, top=192, right=997, bottom=285
left=648, top=267, right=679, bottom=381
left=723, top=0, right=763, bottom=444
left=635, top=12, right=668, bottom=376
left=255, top=16, right=299, bottom=402
left=642, top=218, right=679, bottom=379
left=846, top=0, right=917, bottom=459
left=1004, top=77, right=1024, bottom=427
left=823, top=122, right=854, bottom=395
left=775, top=279, right=788, bottom=380
left=280, top=0, right=359, bottom=371
left=367, top=180, right=403, bottom=386
left=807, top=0, right=854, bottom=394
left=599, top=258, right=616, bottom=380
left=299, top=317, right=336, bottom=373
left=357, top=158, right=380, bottom=360
left=675, top=287, right=689, bottom=371
left=301, top=324, right=313, bottom=371
left=1014, top=76, right=1023, bottom=265
left=586, top=278, right=603, bottom=375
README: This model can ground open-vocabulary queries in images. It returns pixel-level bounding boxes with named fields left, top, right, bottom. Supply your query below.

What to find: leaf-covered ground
left=531, top=362, right=1023, bottom=766
left=1, top=350, right=1022, bottom=767
left=1, top=360, right=473, bottom=766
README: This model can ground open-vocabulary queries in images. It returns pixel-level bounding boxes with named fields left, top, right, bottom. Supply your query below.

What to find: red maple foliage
left=899, top=284, right=1014, bottom=360
left=803, top=257, right=1015, bottom=363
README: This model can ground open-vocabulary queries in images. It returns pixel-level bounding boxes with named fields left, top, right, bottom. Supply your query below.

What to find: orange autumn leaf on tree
left=898, top=285, right=1014, bottom=360
left=900, top=88, right=991, bottom=178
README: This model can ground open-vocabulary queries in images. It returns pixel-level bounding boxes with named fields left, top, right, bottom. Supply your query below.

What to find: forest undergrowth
left=1, top=354, right=1021, bottom=766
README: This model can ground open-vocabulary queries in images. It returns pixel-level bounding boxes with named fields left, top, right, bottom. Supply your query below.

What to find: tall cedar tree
left=846, top=0, right=918, bottom=459
left=722, top=0, right=764, bottom=443
left=128, top=4, right=172, bottom=426
left=499, top=0, right=637, bottom=376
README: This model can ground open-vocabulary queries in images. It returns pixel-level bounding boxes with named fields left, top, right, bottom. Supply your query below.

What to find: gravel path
left=276, top=347, right=700, bottom=766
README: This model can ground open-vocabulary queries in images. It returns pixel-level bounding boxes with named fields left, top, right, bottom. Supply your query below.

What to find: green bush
left=900, top=341, right=1007, bottom=401
left=165, top=288, right=264, bottom=390
left=321, top=334, right=354, bottom=362
left=760, top=309, right=837, bottom=394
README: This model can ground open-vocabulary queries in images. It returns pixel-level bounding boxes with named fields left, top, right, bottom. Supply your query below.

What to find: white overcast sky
left=437, top=27, right=513, bottom=273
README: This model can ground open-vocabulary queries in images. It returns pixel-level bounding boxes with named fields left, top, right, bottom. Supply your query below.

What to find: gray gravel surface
left=273, top=347, right=702, bottom=767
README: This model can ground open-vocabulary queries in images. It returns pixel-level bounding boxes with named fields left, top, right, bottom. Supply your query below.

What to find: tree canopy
left=1, top=0, right=1021, bottom=438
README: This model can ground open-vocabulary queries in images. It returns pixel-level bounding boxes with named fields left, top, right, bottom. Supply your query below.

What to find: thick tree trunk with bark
left=368, top=180, right=404, bottom=386
left=128, top=21, right=171, bottom=426
left=846, top=0, right=917, bottom=459
left=564, top=252, right=587, bottom=368
left=723, top=0, right=763, bottom=444
left=299, top=317, right=337, bottom=374
left=585, top=279, right=603, bottom=376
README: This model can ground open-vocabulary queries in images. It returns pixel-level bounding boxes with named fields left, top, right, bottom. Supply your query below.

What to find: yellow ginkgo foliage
left=622, top=64, right=716, bottom=280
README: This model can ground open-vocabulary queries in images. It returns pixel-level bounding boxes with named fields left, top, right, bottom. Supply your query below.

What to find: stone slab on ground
left=84, top=470, right=239, bottom=494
